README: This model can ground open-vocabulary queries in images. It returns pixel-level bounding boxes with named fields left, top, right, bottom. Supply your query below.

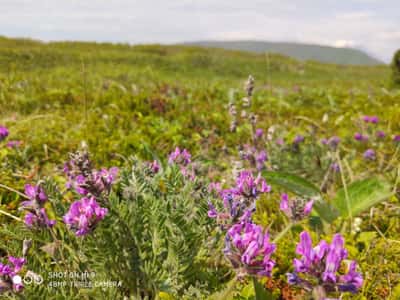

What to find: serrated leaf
left=333, top=178, right=393, bottom=218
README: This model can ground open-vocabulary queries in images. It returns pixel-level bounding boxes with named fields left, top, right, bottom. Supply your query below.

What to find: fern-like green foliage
left=391, top=49, right=400, bottom=87
left=0, top=157, right=220, bottom=299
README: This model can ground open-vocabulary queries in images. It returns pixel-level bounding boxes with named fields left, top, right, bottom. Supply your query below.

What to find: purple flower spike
left=0, top=126, right=9, bottom=142
left=369, top=116, right=379, bottom=124
left=303, top=200, right=314, bottom=215
left=394, top=135, right=400, bottom=143
left=168, top=147, right=191, bottom=166
left=279, top=194, right=313, bottom=221
left=8, top=257, right=26, bottom=274
left=376, top=131, right=385, bottom=139
left=362, top=116, right=371, bottom=123
left=224, top=222, right=276, bottom=278
left=354, top=132, right=368, bottom=142
left=328, top=136, right=340, bottom=149
left=63, top=197, right=108, bottom=236
left=293, top=135, right=305, bottom=144
left=255, top=128, right=264, bottom=139
left=362, top=115, right=378, bottom=124
left=288, top=231, right=363, bottom=296
left=24, top=209, right=56, bottom=229
left=149, top=160, right=160, bottom=173
left=6, top=140, right=22, bottom=148
left=23, top=184, right=48, bottom=205
left=0, top=256, right=26, bottom=293
left=234, top=171, right=271, bottom=199
left=331, top=163, right=340, bottom=173
left=363, top=149, right=375, bottom=160
left=280, top=193, right=290, bottom=213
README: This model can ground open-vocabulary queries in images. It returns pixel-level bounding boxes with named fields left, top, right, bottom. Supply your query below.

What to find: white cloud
left=0, top=0, right=399, bottom=62
left=333, top=40, right=356, bottom=48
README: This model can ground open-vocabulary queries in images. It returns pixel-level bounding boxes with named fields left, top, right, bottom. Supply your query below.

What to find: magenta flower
left=63, top=197, right=108, bottom=236
left=24, top=209, right=56, bottom=229
left=362, top=116, right=378, bottom=124
left=207, top=188, right=254, bottom=227
left=330, top=163, right=340, bottom=173
left=363, top=149, right=375, bottom=160
left=234, top=170, right=271, bottom=199
left=376, top=131, right=385, bottom=139
left=21, top=184, right=48, bottom=208
left=149, top=160, right=160, bottom=173
left=0, top=256, right=26, bottom=293
left=19, top=184, right=56, bottom=229
left=256, top=150, right=267, bottom=170
left=208, top=182, right=222, bottom=194
left=255, top=128, right=264, bottom=139
left=276, top=138, right=285, bottom=146
left=293, top=135, right=305, bottom=144
left=168, top=147, right=191, bottom=166
left=0, top=126, right=9, bottom=142
left=287, top=231, right=363, bottom=295
left=394, top=135, right=400, bottom=143
left=6, top=140, right=22, bottom=148
left=354, top=132, right=368, bottom=142
left=224, top=222, right=276, bottom=278
left=279, top=193, right=314, bottom=221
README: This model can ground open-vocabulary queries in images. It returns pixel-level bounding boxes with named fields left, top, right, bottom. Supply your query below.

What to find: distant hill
left=183, top=40, right=384, bottom=66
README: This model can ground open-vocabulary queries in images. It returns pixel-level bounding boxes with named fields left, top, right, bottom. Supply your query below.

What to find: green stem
left=0, top=183, right=29, bottom=199
left=272, top=222, right=293, bottom=243
left=335, top=151, right=352, bottom=227
left=0, top=208, right=22, bottom=221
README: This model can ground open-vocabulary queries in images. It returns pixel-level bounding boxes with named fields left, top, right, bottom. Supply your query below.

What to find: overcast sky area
left=1, top=0, right=399, bottom=63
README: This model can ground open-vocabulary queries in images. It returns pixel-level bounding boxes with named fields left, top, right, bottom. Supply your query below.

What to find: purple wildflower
left=207, top=188, right=254, bottom=228
left=19, top=184, right=56, bottom=229
left=168, top=147, right=191, bottom=166
left=64, top=151, right=118, bottom=199
left=63, top=197, right=108, bottom=236
left=0, top=126, right=9, bottom=142
left=363, top=149, right=375, bottom=161
left=279, top=193, right=314, bottom=221
left=6, top=140, right=22, bottom=148
left=354, top=132, right=368, bottom=142
left=362, top=116, right=378, bottom=124
left=293, top=135, right=305, bottom=144
left=276, top=138, right=285, bottom=146
left=328, top=136, right=340, bottom=150
left=21, top=184, right=48, bottom=207
left=255, top=128, right=264, bottom=139
left=288, top=231, right=363, bottom=295
left=330, top=163, right=340, bottom=173
left=149, top=160, right=160, bottom=173
left=208, top=182, right=222, bottom=195
left=369, top=116, right=379, bottom=124
left=24, top=209, right=56, bottom=228
left=376, top=131, right=385, bottom=139
left=224, top=222, right=276, bottom=278
left=394, top=135, right=400, bottom=143
left=0, top=256, right=26, bottom=294
left=256, top=150, right=267, bottom=171
left=234, top=171, right=271, bottom=199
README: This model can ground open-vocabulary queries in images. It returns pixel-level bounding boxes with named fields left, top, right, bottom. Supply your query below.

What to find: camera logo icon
left=23, top=272, right=43, bottom=285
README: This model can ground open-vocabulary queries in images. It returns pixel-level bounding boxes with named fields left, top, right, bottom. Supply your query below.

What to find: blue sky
left=1, top=0, right=399, bottom=62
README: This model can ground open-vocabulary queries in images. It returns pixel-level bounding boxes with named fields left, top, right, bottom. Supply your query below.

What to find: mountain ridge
left=182, top=40, right=384, bottom=66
